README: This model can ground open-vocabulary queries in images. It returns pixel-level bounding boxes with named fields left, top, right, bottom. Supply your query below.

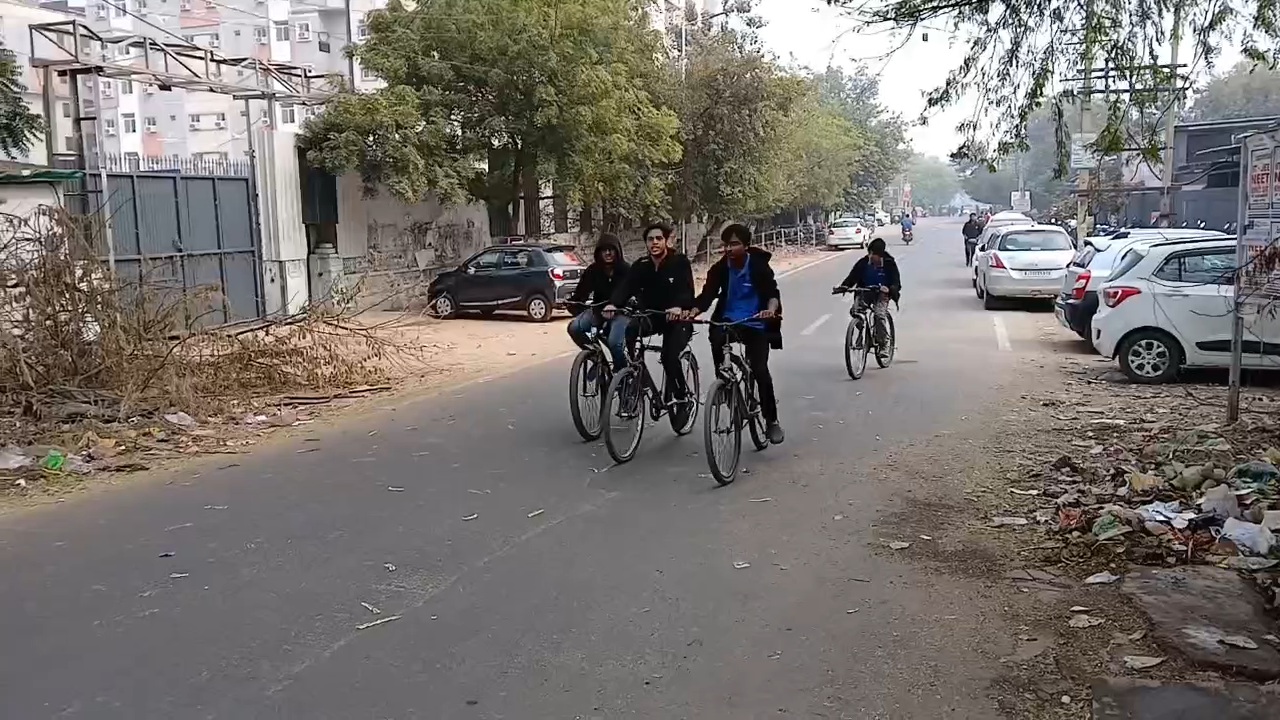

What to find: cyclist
left=838, top=237, right=900, bottom=360
left=603, top=222, right=696, bottom=404
left=566, top=232, right=630, bottom=372
left=687, top=223, right=785, bottom=444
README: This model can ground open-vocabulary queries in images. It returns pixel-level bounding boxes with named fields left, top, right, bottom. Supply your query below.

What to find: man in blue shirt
left=900, top=211, right=914, bottom=240
left=688, top=223, right=785, bottom=444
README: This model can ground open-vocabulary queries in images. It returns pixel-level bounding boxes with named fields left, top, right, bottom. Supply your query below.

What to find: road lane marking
left=993, top=316, right=1012, bottom=351
left=776, top=251, right=846, bottom=279
left=801, top=313, right=831, bottom=336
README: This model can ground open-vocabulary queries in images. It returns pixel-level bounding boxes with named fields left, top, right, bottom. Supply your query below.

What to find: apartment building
left=0, top=0, right=79, bottom=163
left=26, top=0, right=387, bottom=163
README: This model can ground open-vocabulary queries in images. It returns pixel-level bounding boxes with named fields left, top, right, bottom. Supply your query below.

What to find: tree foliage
left=826, top=0, right=1278, bottom=170
left=905, top=154, right=960, bottom=208
left=813, top=66, right=909, bottom=211
left=0, top=41, right=43, bottom=160
left=299, top=0, right=679, bottom=225
left=1185, top=61, right=1280, bottom=121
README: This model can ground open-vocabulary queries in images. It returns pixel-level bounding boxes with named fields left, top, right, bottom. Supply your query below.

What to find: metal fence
left=686, top=223, right=824, bottom=266
left=68, top=156, right=264, bottom=327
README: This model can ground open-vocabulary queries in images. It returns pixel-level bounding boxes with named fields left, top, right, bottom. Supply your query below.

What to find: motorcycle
left=902, top=228, right=913, bottom=245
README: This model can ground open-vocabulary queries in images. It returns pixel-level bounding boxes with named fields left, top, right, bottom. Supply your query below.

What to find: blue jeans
left=567, top=310, right=628, bottom=370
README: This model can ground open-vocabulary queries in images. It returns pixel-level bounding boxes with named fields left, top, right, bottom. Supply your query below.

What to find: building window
left=182, top=34, right=195, bottom=43
left=122, top=113, right=137, bottom=133
left=273, top=21, right=290, bottom=42
left=112, top=2, right=126, bottom=18
left=296, top=21, right=312, bottom=41
left=357, top=21, right=368, bottom=40
left=144, top=116, right=157, bottom=130
left=280, top=103, right=296, bottom=124
left=188, top=113, right=201, bottom=124
left=360, top=64, right=376, bottom=81
left=104, top=118, right=117, bottom=133
left=215, top=112, right=226, bottom=122
left=121, top=80, right=134, bottom=94
left=254, top=26, right=268, bottom=44
left=62, top=102, right=72, bottom=118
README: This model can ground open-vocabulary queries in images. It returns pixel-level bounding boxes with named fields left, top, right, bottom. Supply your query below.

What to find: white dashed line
left=801, top=313, right=832, bottom=336
left=992, top=316, right=1012, bottom=352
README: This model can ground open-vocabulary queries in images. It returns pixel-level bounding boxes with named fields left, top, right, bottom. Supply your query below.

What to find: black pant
left=626, top=315, right=693, bottom=398
left=709, top=324, right=778, bottom=424
left=964, top=239, right=977, bottom=265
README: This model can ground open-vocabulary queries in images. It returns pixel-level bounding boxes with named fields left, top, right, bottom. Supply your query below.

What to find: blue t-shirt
left=901, top=216, right=914, bottom=230
left=723, top=257, right=764, bottom=328
left=863, top=261, right=887, bottom=289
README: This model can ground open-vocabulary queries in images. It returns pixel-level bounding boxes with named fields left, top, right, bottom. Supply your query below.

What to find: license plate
left=1021, top=270, right=1052, bottom=278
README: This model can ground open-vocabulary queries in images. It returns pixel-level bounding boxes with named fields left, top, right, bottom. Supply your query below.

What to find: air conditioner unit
left=104, top=127, right=117, bottom=136
left=209, top=37, right=221, bottom=48
left=188, top=122, right=199, bottom=130
left=101, top=86, right=113, bottom=97
left=144, top=85, right=156, bottom=94
left=256, top=36, right=268, bottom=45
left=95, top=6, right=107, bottom=18
left=145, top=126, right=157, bottom=134
left=214, top=121, right=225, bottom=129
left=179, top=0, right=191, bottom=9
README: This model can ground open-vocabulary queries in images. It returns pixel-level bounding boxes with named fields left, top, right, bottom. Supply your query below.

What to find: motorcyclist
left=900, top=212, right=914, bottom=241
left=566, top=233, right=630, bottom=371
left=962, top=213, right=983, bottom=266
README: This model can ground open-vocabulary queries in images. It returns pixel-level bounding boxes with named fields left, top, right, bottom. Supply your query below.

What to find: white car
left=974, top=224, right=1076, bottom=309
left=825, top=217, right=873, bottom=250
left=1091, top=237, right=1275, bottom=383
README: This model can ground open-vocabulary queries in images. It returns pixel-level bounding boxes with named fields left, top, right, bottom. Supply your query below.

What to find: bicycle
left=832, top=286, right=896, bottom=380
left=600, top=308, right=701, bottom=464
left=694, top=318, right=773, bottom=486
left=566, top=301, right=615, bottom=441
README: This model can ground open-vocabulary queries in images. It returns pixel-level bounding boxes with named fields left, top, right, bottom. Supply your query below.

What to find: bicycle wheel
left=703, top=378, right=742, bottom=486
left=875, top=313, right=896, bottom=368
left=844, top=317, right=868, bottom=380
left=603, top=367, right=647, bottom=464
left=568, top=348, right=606, bottom=441
left=738, top=359, right=769, bottom=451
left=669, top=350, right=700, bottom=436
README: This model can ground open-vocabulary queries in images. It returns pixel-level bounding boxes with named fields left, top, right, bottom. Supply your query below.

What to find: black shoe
left=766, top=422, right=785, bottom=445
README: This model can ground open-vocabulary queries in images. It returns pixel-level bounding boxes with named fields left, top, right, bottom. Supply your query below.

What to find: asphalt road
left=0, top=218, right=1064, bottom=719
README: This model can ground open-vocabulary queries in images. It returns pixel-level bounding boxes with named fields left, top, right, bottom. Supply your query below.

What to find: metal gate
left=83, top=157, right=263, bottom=326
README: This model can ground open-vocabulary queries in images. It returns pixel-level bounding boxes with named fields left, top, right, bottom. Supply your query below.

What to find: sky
left=754, top=0, right=973, bottom=160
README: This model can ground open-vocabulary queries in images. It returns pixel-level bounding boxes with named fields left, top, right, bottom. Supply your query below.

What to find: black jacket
left=841, top=253, right=902, bottom=304
left=694, top=247, right=783, bottom=349
left=611, top=251, right=695, bottom=311
left=568, top=235, right=629, bottom=306
left=962, top=219, right=983, bottom=240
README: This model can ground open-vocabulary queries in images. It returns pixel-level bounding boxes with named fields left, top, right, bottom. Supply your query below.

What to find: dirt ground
left=877, top=343, right=1280, bottom=719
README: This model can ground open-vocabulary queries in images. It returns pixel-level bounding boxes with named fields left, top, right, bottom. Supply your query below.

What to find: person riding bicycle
left=838, top=237, right=900, bottom=360
left=566, top=233, right=630, bottom=372
left=687, top=223, right=785, bottom=445
left=962, top=212, right=983, bottom=266
left=604, top=222, right=695, bottom=406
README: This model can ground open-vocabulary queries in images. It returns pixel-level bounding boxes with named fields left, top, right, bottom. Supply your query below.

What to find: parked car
left=973, top=224, right=1076, bottom=309
left=874, top=209, right=889, bottom=226
left=1091, top=236, right=1260, bottom=384
left=1054, top=229, right=1227, bottom=341
left=825, top=217, right=873, bottom=250
left=427, top=242, right=587, bottom=322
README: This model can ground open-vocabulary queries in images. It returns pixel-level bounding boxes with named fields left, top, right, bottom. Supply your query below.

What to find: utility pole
left=1158, top=1, right=1184, bottom=227
left=679, top=2, right=689, bottom=256
left=1075, top=0, right=1097, bottom=244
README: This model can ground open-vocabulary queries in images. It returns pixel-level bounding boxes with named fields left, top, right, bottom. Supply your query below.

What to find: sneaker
left=766, top=422, right=785, bottom=445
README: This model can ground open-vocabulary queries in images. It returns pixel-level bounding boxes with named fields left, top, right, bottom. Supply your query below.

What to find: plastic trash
left=41, top=450, right=66, bottom=472
left=1201, top=485, right=1242, bottom=519
left=0, top=446, right=32, bottom=471
left=1218, top=517, right=1275, bottom=556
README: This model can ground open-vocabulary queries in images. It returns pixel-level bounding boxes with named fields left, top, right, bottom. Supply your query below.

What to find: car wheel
left=982, top=283, right=998, bottom=310
left=1118, top=329, right=1182, bottom=384
left=433, top=292, right=457, bottom=319
left=525, top=294, right=552, bottom=322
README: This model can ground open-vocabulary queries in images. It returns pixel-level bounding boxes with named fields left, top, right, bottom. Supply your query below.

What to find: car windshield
left=999, top=231, right=1073, bottom=251
left=831, top=219, right=860, bottom=228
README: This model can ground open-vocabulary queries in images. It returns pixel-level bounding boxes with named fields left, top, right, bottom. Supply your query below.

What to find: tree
left=812, top=66, right=909, bottom=211
left=825, top=0, right=1276, bottom=170
left=955, top=107, right=1072, bottom=210
left=1186, top=61, right=1280, bottom=121
left=0, top=40, right=43, bottom=160
left=299, top=0, right=680, bottom=235
left=672, top=22, right=807, bottom=227
left=776, top=93, right=867, bottom=212
left=905, top=154, right=959, bottom=208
